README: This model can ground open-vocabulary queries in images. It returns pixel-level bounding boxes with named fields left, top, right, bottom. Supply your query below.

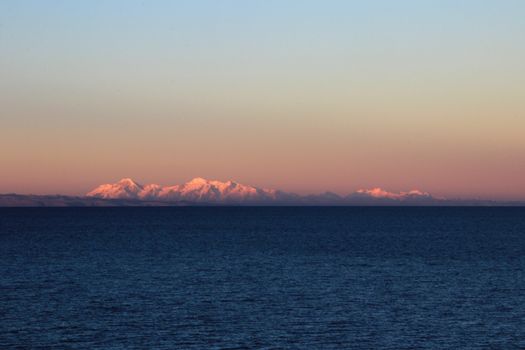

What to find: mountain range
left=85, top=177, right=435, bottom=204
left=0, top=177, right=522, bottom=206
left=87, top=177, right=288, bottom=203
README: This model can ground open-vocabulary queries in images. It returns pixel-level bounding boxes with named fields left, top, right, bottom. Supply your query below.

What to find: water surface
left=1, top=207, right=524, bottom=349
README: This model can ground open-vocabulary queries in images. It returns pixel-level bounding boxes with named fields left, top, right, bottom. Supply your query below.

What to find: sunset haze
left=1, top=0, right=524, bottom=199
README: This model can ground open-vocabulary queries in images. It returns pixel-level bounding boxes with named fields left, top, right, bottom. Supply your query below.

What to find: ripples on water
left=1, top=207, right=524, bottom=349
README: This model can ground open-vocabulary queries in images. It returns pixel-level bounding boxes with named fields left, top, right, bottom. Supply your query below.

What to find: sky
left=1, top=0, right=524, bottom=199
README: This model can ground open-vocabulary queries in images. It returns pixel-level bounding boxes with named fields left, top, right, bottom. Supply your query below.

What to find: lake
left=1, top=207, right=524, bottom=349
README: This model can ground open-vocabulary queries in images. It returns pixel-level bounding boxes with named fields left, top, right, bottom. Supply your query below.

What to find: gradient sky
left=1, top=0, right=524, bottom=199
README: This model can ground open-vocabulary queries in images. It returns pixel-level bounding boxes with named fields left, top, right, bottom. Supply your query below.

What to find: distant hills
left=1, top=177, right=523, bottom=206
left=0, top=193, right=195, bottom=207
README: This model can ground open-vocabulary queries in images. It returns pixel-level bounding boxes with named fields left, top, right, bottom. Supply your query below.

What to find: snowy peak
left=118, top=178, right=141, bottom=187
left=187, top=177, right=208, bottom=185
left=351, top=187, right=432, bottom=200
left=87, top=178, right=144, bottom=199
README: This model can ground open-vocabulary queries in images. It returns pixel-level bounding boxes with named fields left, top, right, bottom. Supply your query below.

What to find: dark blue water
left=1, top=207, right=524, bottom=349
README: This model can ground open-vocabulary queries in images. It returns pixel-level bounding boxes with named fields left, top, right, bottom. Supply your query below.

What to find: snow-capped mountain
left=86, top=178, right=144, bottom=199
left=87, top=178, right=435, bottom=204
left=160, top=177, right=285, bottom=202
left=350, top=188, right=432, bottom=201
left=87, top=177, right=288, bottom=203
